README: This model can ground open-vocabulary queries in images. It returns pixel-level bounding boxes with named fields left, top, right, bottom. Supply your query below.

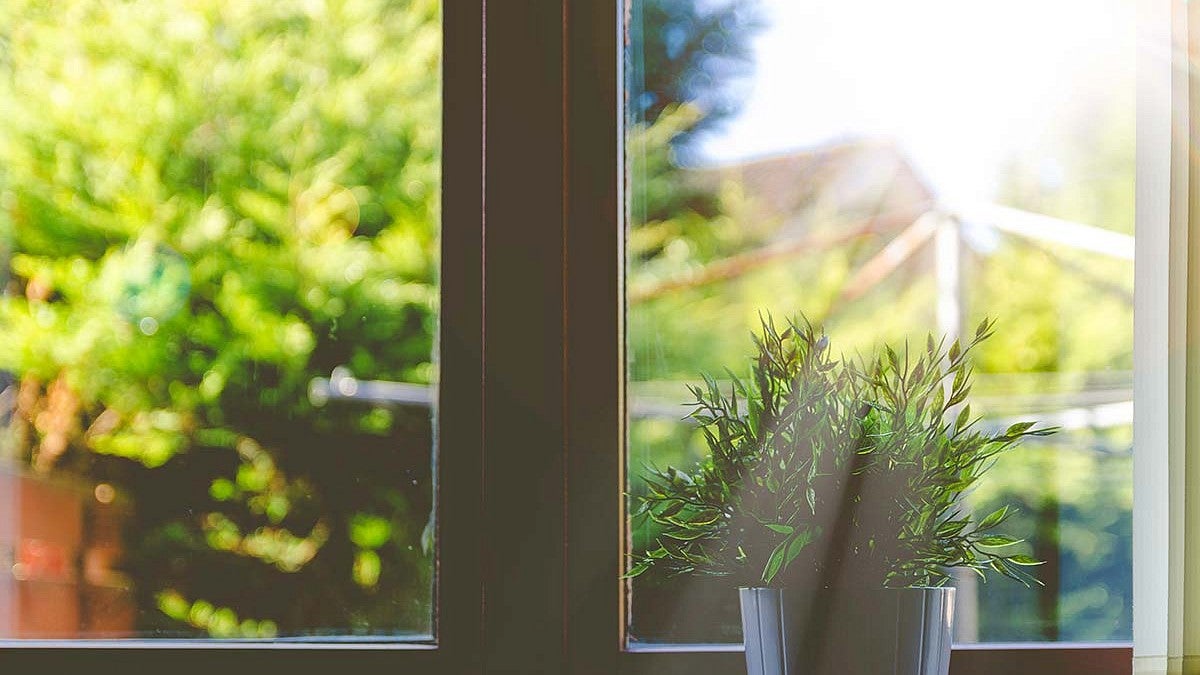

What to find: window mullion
left=563, top=0, right=624, bottom=673
left=481, top=2, right=570, bottom=674
left=438, top=0, right=486, bottom=671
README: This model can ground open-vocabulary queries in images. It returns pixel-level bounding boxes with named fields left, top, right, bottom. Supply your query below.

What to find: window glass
left=626, top=0, right=1133, bottom=644
left=0, top=0, right=441, bottom=640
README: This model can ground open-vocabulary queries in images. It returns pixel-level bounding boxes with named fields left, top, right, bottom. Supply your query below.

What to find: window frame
left=560, top=2, right=1156, bottom=674
left=0, top=0, right=1182, bottom=671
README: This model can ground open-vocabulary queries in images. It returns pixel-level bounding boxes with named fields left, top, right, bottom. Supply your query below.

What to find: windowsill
left=0, top=637, right=437, bottom=650
left=624, top=641, right=1134, bottom=653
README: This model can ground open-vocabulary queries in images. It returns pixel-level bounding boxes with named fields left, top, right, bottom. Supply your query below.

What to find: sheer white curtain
left=1133, top=1, right=1198, bottom=673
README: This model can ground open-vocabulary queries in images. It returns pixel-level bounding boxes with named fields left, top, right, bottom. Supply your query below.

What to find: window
left=0, top=0, right=482, bottom=670
left=0, top=1, right=1186, bottom=673
left=567, top=0, right=1150, bottom=673
left=1, top=0, right=444, bottom=641
left=624, top=0, right=1134, bottom=648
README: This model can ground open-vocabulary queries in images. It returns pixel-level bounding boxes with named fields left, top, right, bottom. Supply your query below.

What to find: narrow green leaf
left=622, top=561, right=651, bottom=578
left=976, top=319, right=991, bottom=339
left=1004, top=421, right=1035, bottom=437
left=762, top=541, right=788, bottom=585
left=658, top=501, right=685, bottom=518
left=663, top=529, right=709, bottom=542
left=977, top=506, right=1010, bottom=530
left=784, top=529, right=815, bottom=565
left=975, top=535, right=1020, bottom=547
left=954, top=405, right=971, bottom=432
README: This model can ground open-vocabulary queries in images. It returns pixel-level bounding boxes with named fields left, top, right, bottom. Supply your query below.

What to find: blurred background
left=625, top=0, right=1134, bottom=645
left=0, top=0, right=441, bottom=639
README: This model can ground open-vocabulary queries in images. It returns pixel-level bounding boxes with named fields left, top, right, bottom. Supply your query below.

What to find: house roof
left=689, top=138, right=936, bottom=241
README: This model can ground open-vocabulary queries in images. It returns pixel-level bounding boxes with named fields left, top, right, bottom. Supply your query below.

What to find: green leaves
left=974, top=535, right=1020, bottom=547
left=0, top=0, right=446, bottom=636
left=762, top=528, right=815, bottom=585
left=624, top=560, right=653, bottom=579
left=1005, top=421, right=1036, bottom=436
left=630, top=313, right=1049, bottom=590
left=658, top=500, right=686, bottom=519
left=977, top=506, right=1011, bottom=531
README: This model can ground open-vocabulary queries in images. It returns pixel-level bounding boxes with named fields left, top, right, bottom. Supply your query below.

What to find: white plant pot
left=739, top=586, right=955, bottom=675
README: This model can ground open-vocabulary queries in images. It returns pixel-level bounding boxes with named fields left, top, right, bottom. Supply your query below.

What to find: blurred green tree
left=0, top=0, right=440, bottom=636
left=630, top=0, right=763, bottom=154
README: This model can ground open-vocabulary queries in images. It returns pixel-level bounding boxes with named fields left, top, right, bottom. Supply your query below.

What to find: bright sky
left=698, top=0, right=1136, bottom=204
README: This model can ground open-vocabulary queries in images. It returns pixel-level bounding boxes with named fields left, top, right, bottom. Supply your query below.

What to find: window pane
left=0, top=0, right=440, bottom=640
left=625, top=0, right=1133, bottom=645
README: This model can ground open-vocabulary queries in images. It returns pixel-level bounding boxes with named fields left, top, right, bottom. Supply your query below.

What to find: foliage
left=628, top=105, right=766, bottom=272
left=969, top=437, right=1132, bottom=641
left=629, top=0, right=764, bottom=155
left=0, top=0, right=440, bottom=636
left=628, top=315, right=1054, bottom=589
left=625, top=0, right=766, bottom=284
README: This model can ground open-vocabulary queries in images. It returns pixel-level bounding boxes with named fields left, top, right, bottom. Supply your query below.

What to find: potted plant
left=627, top=315, right=1053, bottom=675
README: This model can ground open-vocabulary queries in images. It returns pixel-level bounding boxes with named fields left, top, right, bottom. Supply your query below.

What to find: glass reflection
left=626, top=0, right=1133, bottom=644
